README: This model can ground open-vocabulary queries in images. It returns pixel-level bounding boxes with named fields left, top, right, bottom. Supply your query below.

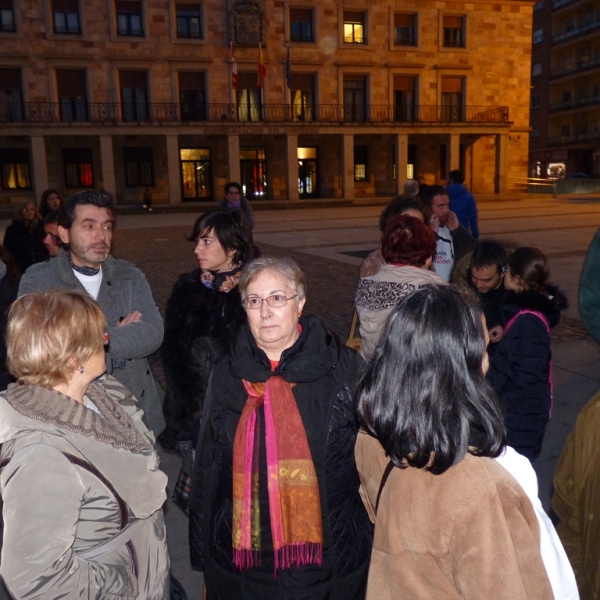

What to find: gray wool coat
left=18, top=249, right=166, bottom=435
left=0, top=377, right=170, bottom=599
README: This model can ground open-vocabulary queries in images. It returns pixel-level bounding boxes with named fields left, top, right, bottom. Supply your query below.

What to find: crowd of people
left=0, top=177, right=597, bottom=599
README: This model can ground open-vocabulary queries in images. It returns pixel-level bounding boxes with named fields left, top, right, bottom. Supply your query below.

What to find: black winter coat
left=3, top=220, right=47, bottom=274
left=159, top=269, right=246, bottom=448
left=487, top=287, right=565, bottom=460
left=189, top=316, right=372, bottom=600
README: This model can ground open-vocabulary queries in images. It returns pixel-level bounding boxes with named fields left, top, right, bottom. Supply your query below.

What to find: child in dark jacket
left=488, top=247, right=567, bottom=461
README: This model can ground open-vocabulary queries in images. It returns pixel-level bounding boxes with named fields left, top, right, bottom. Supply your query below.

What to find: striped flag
left=285, top=42, right=291, bottom=88
left=258, top=42, right=266, bottom=88
left=230, top=41, right=238, bottom=90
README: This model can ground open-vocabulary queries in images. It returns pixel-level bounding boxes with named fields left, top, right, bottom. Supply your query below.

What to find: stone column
left=448, top=133, right=460, bottom=174
left=286, top=134, right=299, bottom=202
left=396, top=134, right=408, bottom=195
left=227, top=134, right=241, bottom=184
left=30, top=136, right=48, bottom=198
left=495, top=133, right=508, bottom=194
left=341, top=134, right=354, bottom=201
left=166, top=134, right=181, bottom=205
left=99, top=136, right=116, bottom=199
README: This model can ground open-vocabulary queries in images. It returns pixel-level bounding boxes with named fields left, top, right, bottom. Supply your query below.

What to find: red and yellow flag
left=231, top=41, right=238, bottom=90
left=258, top=42, right=266, bottom=88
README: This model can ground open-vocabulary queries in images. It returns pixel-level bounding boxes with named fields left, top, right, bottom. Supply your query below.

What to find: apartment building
left=530, top=0, right=600, bottom=177
left=0, top=0, right=534, bottom=206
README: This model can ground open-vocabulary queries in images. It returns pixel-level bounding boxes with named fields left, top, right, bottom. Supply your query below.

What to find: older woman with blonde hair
left=189, top=256, right=371, bottom=600
left=0, top=290, right=169, bottom=599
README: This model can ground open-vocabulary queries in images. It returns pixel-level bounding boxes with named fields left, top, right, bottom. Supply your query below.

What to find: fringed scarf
left=232, top=376, right=323, bottom=572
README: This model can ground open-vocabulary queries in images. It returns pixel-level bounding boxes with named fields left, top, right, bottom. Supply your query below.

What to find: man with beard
left=421, top=185, right=475, bottom=281
left=18, top=190, right=165, bottom=435
left=468, top=240, right=510, bottom=355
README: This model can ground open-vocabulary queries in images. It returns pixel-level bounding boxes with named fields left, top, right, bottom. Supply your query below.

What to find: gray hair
left=238, top=256, right=306, bottom=301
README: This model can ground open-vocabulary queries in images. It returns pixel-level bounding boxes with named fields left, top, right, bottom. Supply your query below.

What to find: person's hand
left=447, top=210, right=459, bottom=231
left=488, top=325, right=504, bottom=343
left=116, top=311, right=142, bottom=327
left=429, top=214, right=440, bottom=233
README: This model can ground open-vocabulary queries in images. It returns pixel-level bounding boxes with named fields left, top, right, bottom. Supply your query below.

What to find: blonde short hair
left=7, top=290, right=107, bottom=388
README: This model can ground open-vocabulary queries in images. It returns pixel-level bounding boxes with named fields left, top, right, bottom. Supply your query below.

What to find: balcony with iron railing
left=549, top=93, right=600, bottom=111
left=0, top=102, right=510, bottom=125
left=552, top=16, right=600, bottom=44
left=553, top=0, right=587, bottom=11
left=551, top=55, right=600, bottom=78
left=549, top=128, right=600, bottom=143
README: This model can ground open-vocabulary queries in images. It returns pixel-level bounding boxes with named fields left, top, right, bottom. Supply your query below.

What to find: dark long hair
left=355, top=285, right=505, bottom=475
left=508, top=246, right=548, bottom=294
left=188, top=209, right=254, bottom=265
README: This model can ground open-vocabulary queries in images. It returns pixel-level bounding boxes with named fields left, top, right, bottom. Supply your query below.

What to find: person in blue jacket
left=447, top=170, right=479, bottom=239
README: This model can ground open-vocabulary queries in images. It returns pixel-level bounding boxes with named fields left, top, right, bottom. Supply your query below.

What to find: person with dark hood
left=488, top=247, right=567, bottom=461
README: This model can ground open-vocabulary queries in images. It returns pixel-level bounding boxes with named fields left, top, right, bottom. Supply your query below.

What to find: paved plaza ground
left=3, top=194, right=600, bottom=598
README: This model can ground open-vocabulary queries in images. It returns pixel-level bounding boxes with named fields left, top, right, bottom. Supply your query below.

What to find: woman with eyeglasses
left=189, top=256, right=372, bottom=600
left=2, top=200, right=47, bottom=273
left=0, top=290, right=169, bottom=599
left=159, top=210, right=255, bottom=458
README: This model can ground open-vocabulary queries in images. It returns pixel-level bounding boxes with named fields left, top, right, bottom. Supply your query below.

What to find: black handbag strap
left=375, top=460, right=395, bottom=512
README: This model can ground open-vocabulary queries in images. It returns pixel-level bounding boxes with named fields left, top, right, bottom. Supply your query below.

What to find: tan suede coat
left=355, top=431, right=554, bottom=600
left=553, top=391, right=600, bottom=599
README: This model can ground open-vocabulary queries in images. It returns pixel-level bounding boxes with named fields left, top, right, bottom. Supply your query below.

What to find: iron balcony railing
left=549, top=94, right=600, bottom=111
left=0, top=102, right=510, bottom=125
left=551, top=55, right=600, bottom=78
left=552, top=17, right=600, bottom=44
left=553, top=0, right=586, bottom=10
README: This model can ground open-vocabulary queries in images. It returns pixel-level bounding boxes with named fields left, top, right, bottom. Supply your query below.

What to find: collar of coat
left=4, top=380, right=152, bottom=452
left=0, top=377, right=166, bottom=518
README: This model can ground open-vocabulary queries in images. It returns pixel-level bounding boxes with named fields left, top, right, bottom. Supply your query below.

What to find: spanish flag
left=258, top=42, right=266, bottom=88
left=231, top=41, right=238, bottom=90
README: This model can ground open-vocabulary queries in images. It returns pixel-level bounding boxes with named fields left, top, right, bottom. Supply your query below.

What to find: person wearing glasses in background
left=189, top=256, right=372, bottom=600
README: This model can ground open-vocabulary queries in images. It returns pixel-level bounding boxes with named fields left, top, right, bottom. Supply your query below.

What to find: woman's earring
left=78, top=365, right=85, bottom=374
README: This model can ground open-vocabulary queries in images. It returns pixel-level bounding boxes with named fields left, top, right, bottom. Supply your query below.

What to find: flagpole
left=259, top=41, right=265, bottom=121
left=229, top=40, right=233, bottom=119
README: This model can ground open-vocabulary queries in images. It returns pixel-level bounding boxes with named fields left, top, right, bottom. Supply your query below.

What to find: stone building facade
left=0, top=0, right=534, bottom=206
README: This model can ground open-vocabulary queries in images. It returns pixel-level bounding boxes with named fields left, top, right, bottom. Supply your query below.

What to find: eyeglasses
left=242, top=294, right=297, bottom=309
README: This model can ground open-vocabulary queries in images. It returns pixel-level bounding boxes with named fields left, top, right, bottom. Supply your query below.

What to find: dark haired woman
left=218, top=181, right=254, bottom=229
left=38, top=188, right=62, bottom=218
left=159, top=210, right=254, bottom=450
left=3, top=200, right=47, bottom=273
left=355, top=214, right=445, bottom=360
left=355, top=285, right=577, bottom=599
left=488, top=246, right=567, bottom=461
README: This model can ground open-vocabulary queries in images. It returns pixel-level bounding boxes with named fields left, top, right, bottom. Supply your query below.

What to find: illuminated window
left=354, top=145, right=368, bottom=181
left=0, top=149, right=31, bottom=190
left=63, top=148, right=94, bottom=188
left=180, top=148, right=211, bottom=200
left=344, top=11, right=365, bottom=44
left=290, top=73, right=314, bottom=121
left=237, top=72, right=261, bottom=122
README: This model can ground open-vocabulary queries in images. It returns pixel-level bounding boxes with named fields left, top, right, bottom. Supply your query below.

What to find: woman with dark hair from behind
left=355, top=214, right=445, bottom=360
left=159, top=209, right=254, bottom=452
left=355, top=285, right=577, bottom=600
left=488, top=246, right=567, bottom=461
